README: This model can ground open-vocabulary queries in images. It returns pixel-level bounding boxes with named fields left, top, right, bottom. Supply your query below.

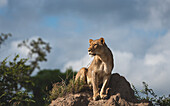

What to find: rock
left=50, top=93, right=90, bottom=106
left=107, top=73, right=137, bottom=102
left=50, top=73, right=151, bottom=106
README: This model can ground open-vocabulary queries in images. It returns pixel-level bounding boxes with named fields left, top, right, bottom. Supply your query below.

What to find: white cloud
left=149, top=32, right=170, bottom=53
left=11, top=40, right=29, bottom=58
left=144, top=54, right=166, bottom=66
left=0, top=0, right=8, bottom=7
left=63, top=54, right=93, bottom=72
left=115, top=50, right=170, bottom=96
left=149, top=0, right=170, bottom=29
left=10, top=36, right=39, bottom=57
left=113, top=51, right=134, bottom=76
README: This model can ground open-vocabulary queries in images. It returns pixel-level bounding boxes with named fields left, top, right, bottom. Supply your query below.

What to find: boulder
left=50, top=73, right=151, bottom=106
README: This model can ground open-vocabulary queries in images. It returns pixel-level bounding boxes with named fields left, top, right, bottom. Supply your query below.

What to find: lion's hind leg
left=75, top=67, right=87, bottom=83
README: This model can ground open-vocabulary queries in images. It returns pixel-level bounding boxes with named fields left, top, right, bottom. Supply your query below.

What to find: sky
left=0, top=0, right=170, bottom=96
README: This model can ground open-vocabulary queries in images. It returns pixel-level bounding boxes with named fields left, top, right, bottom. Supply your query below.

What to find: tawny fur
left=75, top=37, right=114, bottom=101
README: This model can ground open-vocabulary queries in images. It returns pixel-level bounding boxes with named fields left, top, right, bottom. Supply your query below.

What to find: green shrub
left=132, top=82, right=170, bottom=105
left=29, top=68, right=77, bottom=105
left=0, top=55, right=34, bottom=106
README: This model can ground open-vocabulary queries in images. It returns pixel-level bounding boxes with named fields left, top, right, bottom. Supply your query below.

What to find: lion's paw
left=100, top=94, right=108, bottom=99
left=93, top=93, right=100, bottom=101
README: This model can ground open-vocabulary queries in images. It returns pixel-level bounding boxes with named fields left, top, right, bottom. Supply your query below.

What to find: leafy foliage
left=0, top=33, right=53, bottom=105
left=132, top=82, right=170, bottom=105
left=0, top=55, right=34, bottom=106
left=29, top=68, right=77, bottom=105
left=18, top=38, right=52, bottom=74
left=0, top=33, right=12, bottom=47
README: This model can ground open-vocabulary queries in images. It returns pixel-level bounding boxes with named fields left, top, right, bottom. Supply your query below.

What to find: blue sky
left=1, top=0, right=170, bottom=96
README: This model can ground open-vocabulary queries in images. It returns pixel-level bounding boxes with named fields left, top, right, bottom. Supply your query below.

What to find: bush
left=0, top=55, right=34, bottom=106
left=132, top=82, right=170, bottom=105
left=28, top=68, right=77, bottom=105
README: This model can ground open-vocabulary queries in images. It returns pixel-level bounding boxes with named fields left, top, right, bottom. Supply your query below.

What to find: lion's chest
left=87, top=58, right=111, bottom=85
left=93, top=60, right=108, bottom=74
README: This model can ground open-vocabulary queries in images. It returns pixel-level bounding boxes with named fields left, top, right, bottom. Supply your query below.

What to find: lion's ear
left=100, top=37, right=105, bottom=44
left=89, top=39, right=93, bottom=43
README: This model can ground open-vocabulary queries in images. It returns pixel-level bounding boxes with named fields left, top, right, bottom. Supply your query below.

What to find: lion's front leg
left=100, top=75, right=110, bottom=99
left=92, top=71, right=100, bottom=101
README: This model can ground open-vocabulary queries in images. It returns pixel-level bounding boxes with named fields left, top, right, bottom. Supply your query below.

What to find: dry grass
left=49, top=78, right=90, bottom=100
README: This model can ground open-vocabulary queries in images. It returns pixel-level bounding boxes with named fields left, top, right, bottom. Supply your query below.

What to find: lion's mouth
left=89, top=52, right=96, bottom=56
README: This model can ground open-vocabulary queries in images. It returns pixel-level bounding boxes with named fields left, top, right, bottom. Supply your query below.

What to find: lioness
left=75, top=37, right=114, bottom=100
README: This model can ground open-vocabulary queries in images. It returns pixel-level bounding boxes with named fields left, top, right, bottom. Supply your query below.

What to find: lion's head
left=88, top=37, right=106, bottom=56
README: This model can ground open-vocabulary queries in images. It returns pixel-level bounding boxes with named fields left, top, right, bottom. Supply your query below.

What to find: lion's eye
left=94, top=44, right=98, bottom=48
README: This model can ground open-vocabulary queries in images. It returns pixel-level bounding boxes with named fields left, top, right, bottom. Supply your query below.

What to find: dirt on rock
left=50, top=73, right=151, bottom=106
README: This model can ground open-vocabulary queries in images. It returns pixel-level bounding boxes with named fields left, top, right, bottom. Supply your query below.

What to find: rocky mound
left=50, top=73, right=151, bottom=106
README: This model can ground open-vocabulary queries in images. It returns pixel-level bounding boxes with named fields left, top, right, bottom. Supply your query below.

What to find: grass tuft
left=49, top=78, right=90, bottom=100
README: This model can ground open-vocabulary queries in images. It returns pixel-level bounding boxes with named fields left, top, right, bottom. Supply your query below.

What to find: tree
left=18, top=38, right=52, bottom=75
left=0, top=33, right=52, bottom=105
left=0, top=33, right=12, bottom=47
left=0, top=55, right=34, bottom=105
left=132, top=82, right=170, bottom=105
left=30, top=68, right=77, bottom=106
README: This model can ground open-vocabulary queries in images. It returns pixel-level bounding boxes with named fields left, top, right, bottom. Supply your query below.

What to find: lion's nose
left=88, top=49, right=91, bottom=52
